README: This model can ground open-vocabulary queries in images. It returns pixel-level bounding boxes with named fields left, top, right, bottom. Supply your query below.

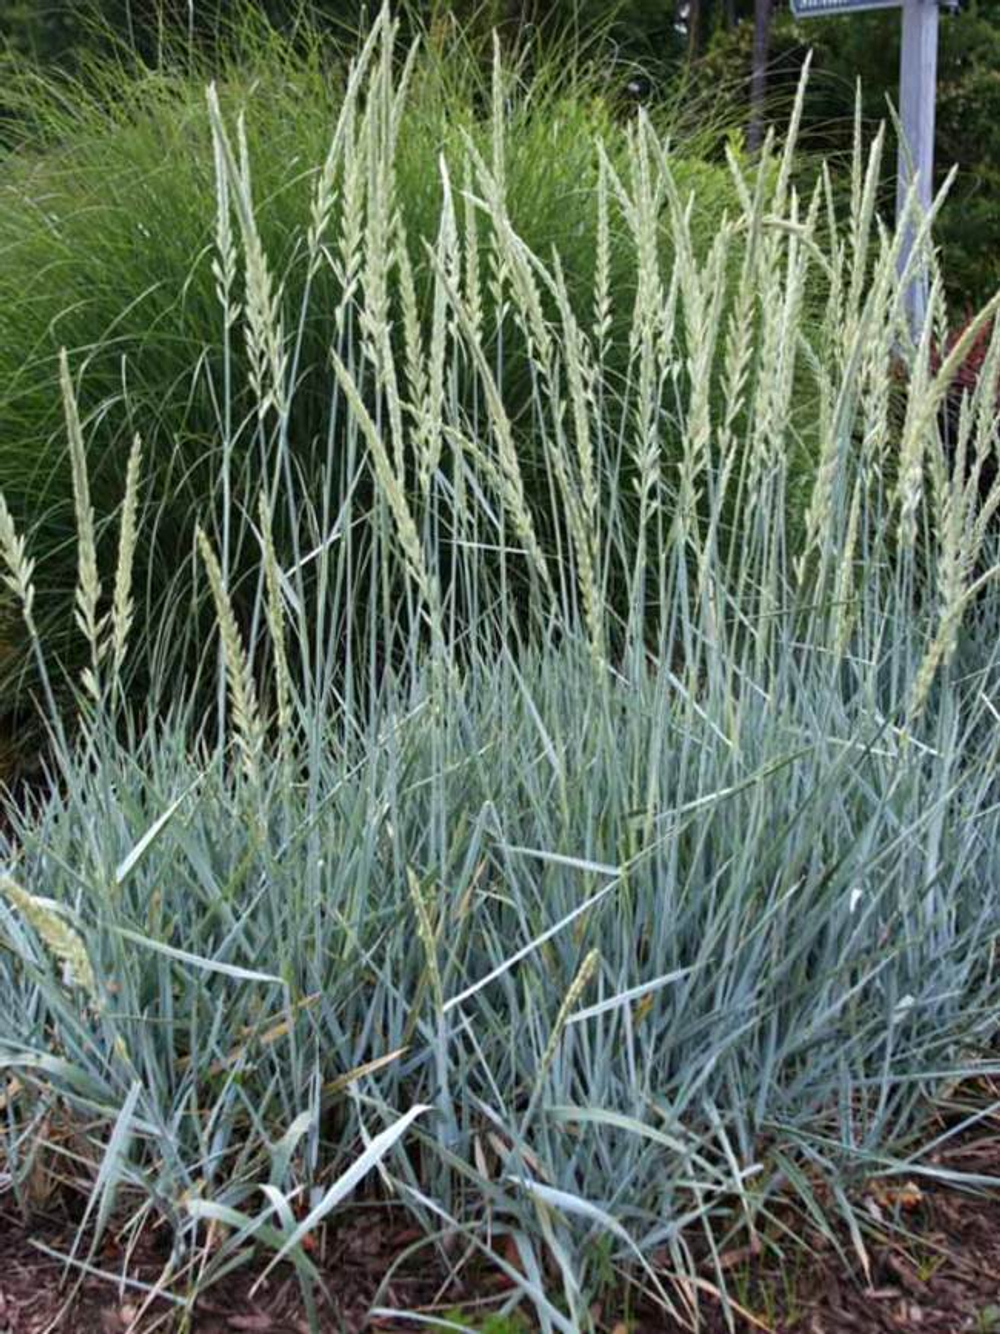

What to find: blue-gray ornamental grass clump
left=1, top=9, right=1000, bottom=1332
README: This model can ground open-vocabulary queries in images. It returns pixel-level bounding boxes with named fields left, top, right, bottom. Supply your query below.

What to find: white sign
left=791, top=0, right=900, bottom=15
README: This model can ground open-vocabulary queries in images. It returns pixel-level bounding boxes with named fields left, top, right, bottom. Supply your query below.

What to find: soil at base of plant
left=3, top=1106, right=1000, bottom=1333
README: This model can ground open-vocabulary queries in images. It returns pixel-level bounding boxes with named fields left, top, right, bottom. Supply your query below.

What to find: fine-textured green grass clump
left=0, top=7, right=738, bottom=722
left=2, top=10, right=1000, bottom=1332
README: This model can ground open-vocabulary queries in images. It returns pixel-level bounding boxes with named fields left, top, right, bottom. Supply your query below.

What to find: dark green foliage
left=0, top=0, right=79, bottom=64
left=934, top=3, right=1000, bottom=310
left=0, top=0, right=681, bottom=70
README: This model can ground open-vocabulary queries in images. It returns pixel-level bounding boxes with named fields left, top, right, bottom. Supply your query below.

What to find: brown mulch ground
left=0, top=1202, right=441, bottom=1334
left=3, top=1150, right=1000, bottom=1334
left=3, top=1100, right=1000, bottom=1333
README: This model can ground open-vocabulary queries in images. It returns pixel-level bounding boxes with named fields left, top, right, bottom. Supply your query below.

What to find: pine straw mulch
left=3, top=1100, right=1000, bottom=1334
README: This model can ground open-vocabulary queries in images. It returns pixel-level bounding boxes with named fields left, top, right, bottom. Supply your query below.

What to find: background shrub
left=0, top=11, right=740, bottom=725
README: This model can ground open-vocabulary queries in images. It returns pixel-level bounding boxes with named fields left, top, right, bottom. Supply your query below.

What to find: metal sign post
left=895, top=0, right=939, bottom=336
left=790, top=0, right=946, bottom=338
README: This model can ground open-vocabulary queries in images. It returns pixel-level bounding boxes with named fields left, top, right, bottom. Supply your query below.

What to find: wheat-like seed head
left=394, top=218, right=427, bottom=416
left=419, top=158, right=461, bottom=494
left=680, top=227, right=731, bottom=521
left=797, top=376, right=836, bottom=590
left=973, top=318, right=1000, bottom=440
left=462, top=163, right=484, bottom=347
left=257, top=492, right=293, bottom=741
left=197, top=528, right=263, bottom=782
left=635, top=119, right=666, bottom=335
left=332, top=101, right=365, bottom=328
left=329, top=349, right=441, bottom=634
left=773, top=54, right=812, bottom=216
left=896, top=283, right=940, bottom=551
left=552, top=257, right=598, bottom=532
left=1, top=877, right=97, bottom=1002
left=490, top=32, right=506, bottom=198
left=833, top=478, right=863, bottom=660
left=211, top=115, right=238, bottom=326
left=462, top=135, right=551, bottom=370
left=387, top=31, right=420, bottom=162
left=857, top=283, right=897, bottom=486
left=407, top=866, right=443, bottom=1014
left=908, top=617, right=953, bottom=727
left=357, top=78, right=410, bottom=480
left=544, top=432, right=604, bottom=664
left=61, top=350, right=106, bottom=689
left=0, top=492, right=36, bottom=625
left=592, top=149, right=612, bottom=358
left=717, top=150, right=767, bottom=461
left=307, top=15, right=384, bottom=273
left=535, top=948, right=600, bottom=1091
left=973, top=467, right=1000, bottom=560
left=969, top=328, right=1000, bottom=548
left=206, top=89, right=288, bottom=421
left=110, top=433, right=143, bottom=685
left=845, top=124, right=886, bottom=341
left=431, top=257, right=553, bottom=598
